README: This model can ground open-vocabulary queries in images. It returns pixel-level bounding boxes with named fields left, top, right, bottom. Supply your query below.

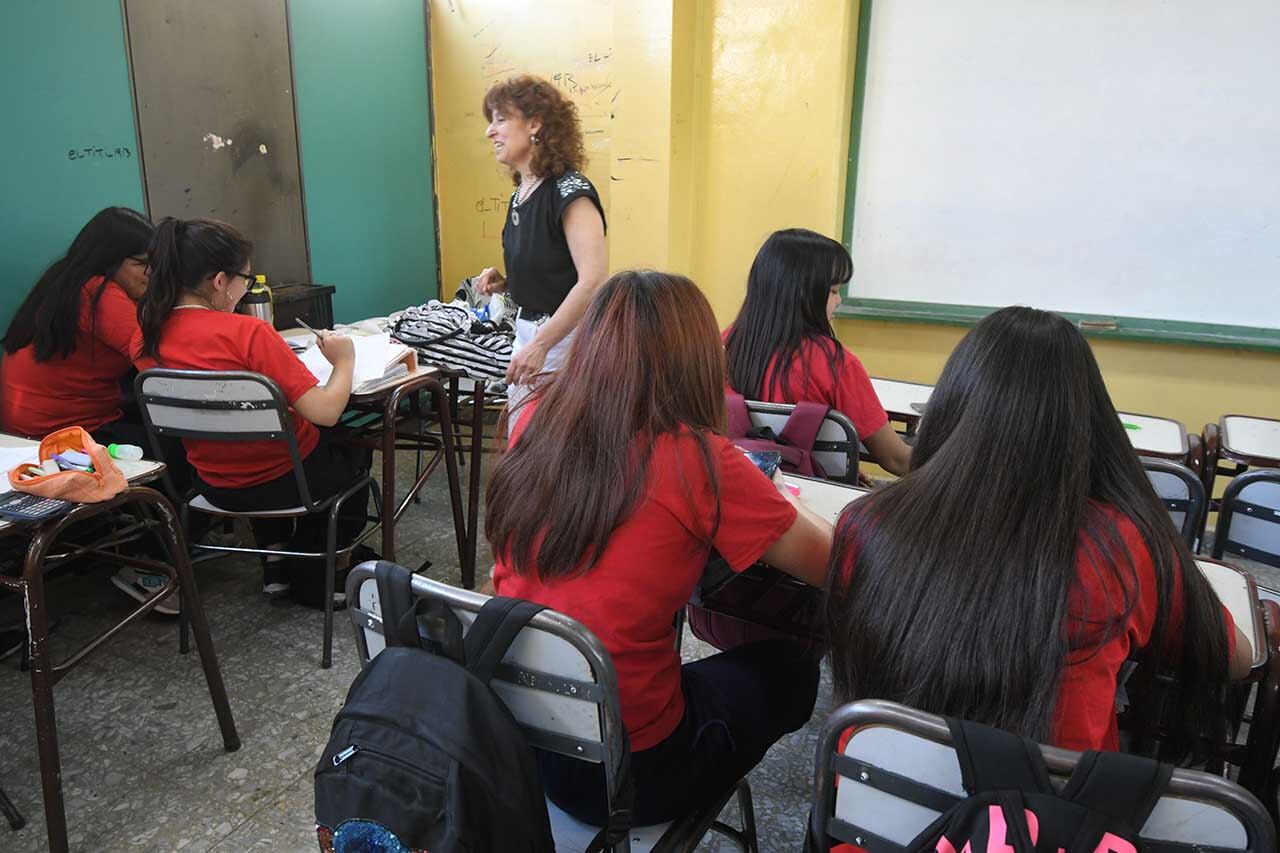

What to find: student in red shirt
left=825, top=306, right=1249, bottom=767
left=486, top=270, right=833, bottom=827
left=725, top=228, right=912, bottom=475
left=1, top=207, right=153, bottom=441
left=133, top=218, right=370, bottom=605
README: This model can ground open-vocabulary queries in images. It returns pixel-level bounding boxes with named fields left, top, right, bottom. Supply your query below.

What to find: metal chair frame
left=1141, top=457, right=1207, bottom=549
left=811, top=699, right=1275, bottom=852
left=739, top=399, right=861, bottom=485
left=345, top=564, right=759, bottom=852
left=1213, top=468, right=1280, bottom=571
left=135, top=368, right=382, bottom=668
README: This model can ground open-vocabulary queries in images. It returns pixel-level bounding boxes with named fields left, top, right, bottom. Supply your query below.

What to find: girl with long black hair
left=132, top=218, right=370, bottom=605
left=826, top=306, right=1248, bottom=758
left=725, top=228, right=912, bottom=476
left=1, top=206, right=153, bottom=440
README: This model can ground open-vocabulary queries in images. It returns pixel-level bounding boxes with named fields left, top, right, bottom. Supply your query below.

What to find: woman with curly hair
left=473, top=74, right=608, bottom=409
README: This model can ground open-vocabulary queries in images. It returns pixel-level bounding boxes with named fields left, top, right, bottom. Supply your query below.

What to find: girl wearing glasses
left=133, top=217, right=371, bottom=607
left=1, top=206, right=154, bottom=443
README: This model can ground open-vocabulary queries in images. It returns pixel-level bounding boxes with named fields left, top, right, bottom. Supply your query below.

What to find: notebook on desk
left=300, top=332, right=418, bottom=394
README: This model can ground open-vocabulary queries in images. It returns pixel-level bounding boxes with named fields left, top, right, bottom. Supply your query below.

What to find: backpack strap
left=463, top=596, right=547, bottom=684
left=948, top=719, right=1055, bottom=797
left=373, top=560, right=465, bottom=662
left=374, top=561, right=421, bottom=648
left=778, top=401, right=830, bottom=454
left=1059, top=751, right=1172, bottom=853
left=726, top=391, right=752, bottom=439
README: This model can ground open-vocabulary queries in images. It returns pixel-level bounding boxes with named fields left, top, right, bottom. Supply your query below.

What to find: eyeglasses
left=126, top=255, right=149, bottom=266
left=225, top=271, right=255, bottom=284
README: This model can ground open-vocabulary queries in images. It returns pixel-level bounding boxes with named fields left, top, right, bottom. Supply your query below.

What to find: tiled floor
left=0, top=452, right=1274, bottom=851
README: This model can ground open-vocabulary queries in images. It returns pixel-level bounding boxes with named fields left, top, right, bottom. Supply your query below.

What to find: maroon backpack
left=725, top=391, right=830, bottom=478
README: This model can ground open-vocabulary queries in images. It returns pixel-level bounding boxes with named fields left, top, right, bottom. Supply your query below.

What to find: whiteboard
left=848, top=0, right=1280, bottom=329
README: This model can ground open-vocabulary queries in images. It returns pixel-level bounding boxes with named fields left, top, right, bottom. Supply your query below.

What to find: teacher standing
left=474, top=75, right=608, bottom=410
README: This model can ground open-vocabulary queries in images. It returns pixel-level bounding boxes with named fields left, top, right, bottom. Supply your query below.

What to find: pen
left=296, top=318, right=327, bottom=338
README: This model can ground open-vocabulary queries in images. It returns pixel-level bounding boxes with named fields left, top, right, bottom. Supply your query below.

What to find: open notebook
left=300, top=332, right=417, bottom=394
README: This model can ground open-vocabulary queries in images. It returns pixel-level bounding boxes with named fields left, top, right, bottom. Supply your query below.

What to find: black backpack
left=903, top=719, right=1173, bottom=853
left=314, top=561, right=555, bottom=852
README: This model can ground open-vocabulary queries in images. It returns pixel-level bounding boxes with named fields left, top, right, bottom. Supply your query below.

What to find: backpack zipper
left=328, top=743, right=444, bottom=782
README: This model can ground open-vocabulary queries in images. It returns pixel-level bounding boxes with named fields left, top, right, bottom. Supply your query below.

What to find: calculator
left=0, top=491, right=75, bottom=523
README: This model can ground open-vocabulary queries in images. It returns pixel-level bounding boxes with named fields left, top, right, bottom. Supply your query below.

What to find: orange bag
left=7, top=426, right=127, bottom=503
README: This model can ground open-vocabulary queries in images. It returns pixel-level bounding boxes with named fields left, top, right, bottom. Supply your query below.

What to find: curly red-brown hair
left=483, top=75, right=587, bottom=184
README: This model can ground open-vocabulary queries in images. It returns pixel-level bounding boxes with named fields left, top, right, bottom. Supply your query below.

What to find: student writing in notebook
left=823, top=307, right=1248, bottom=807
left=725, top=229, right=912, bottom=476
left=132, top=218, right=372, bottom=605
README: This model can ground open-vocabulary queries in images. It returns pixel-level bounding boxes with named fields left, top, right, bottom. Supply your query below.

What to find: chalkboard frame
left=838, top=0, right=1280, bottom=353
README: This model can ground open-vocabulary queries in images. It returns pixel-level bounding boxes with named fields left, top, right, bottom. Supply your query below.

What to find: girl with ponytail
left=133, top=218, right=370, bottom=605
left=2, top=207, right=153, bottom=440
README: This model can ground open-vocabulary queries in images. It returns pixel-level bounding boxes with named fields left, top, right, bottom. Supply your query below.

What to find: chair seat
left=188, top=494, right=309, bottom=517
left=546, top=798, right=672, bottom=853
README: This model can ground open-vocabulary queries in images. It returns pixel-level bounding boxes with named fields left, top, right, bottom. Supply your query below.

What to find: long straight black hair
left=136, top=218, right=252, bottom=359
left=826, top=306, right=1229, bottom=754
left=725, top=228, right=853, bottom=399
left=3, top=207, right=153, bottom=360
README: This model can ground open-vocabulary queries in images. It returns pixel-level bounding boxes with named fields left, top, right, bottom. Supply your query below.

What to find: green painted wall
left=289, top=0, right=439, bottom=322
left=0, top=0, right=146, bottom=328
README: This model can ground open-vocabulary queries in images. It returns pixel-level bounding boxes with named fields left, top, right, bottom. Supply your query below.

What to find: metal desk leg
left=429, top=379, right=468, bottom=585
left=22, top=546, right=66, bottom=853
left=463, top=383, right=485, bottom=589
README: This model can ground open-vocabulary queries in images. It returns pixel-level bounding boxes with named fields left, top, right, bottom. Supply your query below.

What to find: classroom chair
left=1212, top=469, right=1280, bottom=572
left=739, top=399, right=860, bottom=485
left=135, top=369, right=383, bottom=669
left=809, top=699, right=1274, bottom=853
left=1141, top=458, right=1206, bottom=550
left=346, top=564, right=759, bottom=852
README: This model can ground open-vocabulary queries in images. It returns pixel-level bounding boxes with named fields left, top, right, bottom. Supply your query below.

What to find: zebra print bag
left=392, top=301, right=513, bottom=382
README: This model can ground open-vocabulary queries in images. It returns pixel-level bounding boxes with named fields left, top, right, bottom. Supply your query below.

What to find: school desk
left=870, top=377, right=932, bottom=434
left=0, top=433, right=239, bottom=853
left=1117, top=411, right=1191, bottom=461
left=1204, top=415, right=1280, bottom=508
left=693, top=476, right=868, bottom=639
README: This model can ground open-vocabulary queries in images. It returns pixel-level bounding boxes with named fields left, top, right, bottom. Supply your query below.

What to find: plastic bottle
left=107, top=443, right=144, bottom=461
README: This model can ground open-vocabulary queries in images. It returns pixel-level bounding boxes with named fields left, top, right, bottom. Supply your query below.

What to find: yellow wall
left=430, top=0, right=1278, bottom=438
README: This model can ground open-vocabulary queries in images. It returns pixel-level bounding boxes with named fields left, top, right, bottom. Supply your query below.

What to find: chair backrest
left=345, top=564, right=631, bottom=846
left=811, top=700, right=1274, bottom=852
left=1141, top=457, right=1206, bottom=549
left=134, top=368, right=315, bottom=505
left=1213, top=469, right=1280, bottom=570
left=742, top=399, right=860, bottom=484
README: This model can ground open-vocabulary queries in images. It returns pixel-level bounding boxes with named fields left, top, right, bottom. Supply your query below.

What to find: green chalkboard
left=288, top=0, right=439, bottom=323
left=0, top=0, right=145, bottom=330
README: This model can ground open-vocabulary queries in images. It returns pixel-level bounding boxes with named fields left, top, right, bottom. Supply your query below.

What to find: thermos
left=238, top=275, right=273, bottom=324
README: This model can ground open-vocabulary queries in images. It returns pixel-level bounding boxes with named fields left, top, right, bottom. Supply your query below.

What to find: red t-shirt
left=729, top=333, right=889, bottom=442
left=131, top=309, right=319, bottom=488
left=1, top=277, right=138, bottom=436
left=492, top=409, right=799, bottom=751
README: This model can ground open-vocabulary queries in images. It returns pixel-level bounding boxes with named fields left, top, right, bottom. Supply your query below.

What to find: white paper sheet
left=299, top=332, right=411, bottom=387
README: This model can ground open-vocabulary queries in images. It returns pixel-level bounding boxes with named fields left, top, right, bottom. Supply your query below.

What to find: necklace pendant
left=511, top=209, right=520, bottom=226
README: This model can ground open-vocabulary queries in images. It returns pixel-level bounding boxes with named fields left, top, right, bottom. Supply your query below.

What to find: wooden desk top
left=1117, top=412, right=1189, bottom=459
left=0, top=433, right=165, bottom=535
left=1197, top=558, right=1266, bottom=672
left=784, top=474, right=869, bottom=527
